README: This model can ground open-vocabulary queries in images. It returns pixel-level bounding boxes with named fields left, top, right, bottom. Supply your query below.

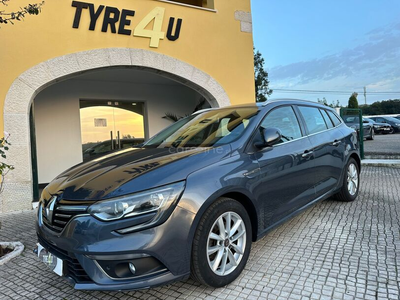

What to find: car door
left=251, top=105, right=316, bottom=228
left=296, top=106, right=345, bottom=197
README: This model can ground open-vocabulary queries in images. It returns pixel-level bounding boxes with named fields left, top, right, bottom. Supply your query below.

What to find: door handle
left=331, top=140, right=341, bottom=147
left=302, top=150, right=313, bottom=158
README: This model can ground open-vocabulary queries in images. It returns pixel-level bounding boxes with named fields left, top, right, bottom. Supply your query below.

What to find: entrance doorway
left=79, top=100, right=145, bottom=162
left=30, top=66, right=213, bottom=201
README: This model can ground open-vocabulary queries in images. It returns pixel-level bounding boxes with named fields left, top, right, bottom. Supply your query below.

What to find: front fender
left=177, top=153, right=259, bottom=260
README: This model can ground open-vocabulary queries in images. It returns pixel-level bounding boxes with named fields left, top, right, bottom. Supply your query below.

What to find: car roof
left=192, top=99, right=332, bottom=115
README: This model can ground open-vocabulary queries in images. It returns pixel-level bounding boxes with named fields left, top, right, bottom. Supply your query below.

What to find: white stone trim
left=2, top=48, right=231, bottom=212
left=234, top=11, right=253, bottom=33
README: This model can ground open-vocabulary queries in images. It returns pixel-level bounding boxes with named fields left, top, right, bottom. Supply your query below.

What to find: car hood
left=44, top=145, right=231, bottom=201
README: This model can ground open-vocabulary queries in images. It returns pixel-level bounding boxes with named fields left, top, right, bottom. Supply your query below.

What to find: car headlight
left=88, top=181, right=185, bottom=222
left=350, top=125, right=357, bottom=129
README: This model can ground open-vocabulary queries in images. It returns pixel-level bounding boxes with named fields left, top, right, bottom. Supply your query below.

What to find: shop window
left=164, top=0, right=215, bottom=9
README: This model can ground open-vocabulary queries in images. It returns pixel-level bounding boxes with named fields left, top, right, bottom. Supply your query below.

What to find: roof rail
left=192, top=108, right=216, bottom=115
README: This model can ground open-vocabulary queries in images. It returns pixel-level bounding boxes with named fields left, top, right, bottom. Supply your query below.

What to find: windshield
left=384, top=117, right=400, bottom=123
left=144, top=107, right=259, bottom=148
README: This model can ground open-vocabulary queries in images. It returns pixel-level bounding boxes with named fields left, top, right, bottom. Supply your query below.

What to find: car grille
left=41, top=200, right=89, bottom=233
left=38, top=235, right=93, bottom=283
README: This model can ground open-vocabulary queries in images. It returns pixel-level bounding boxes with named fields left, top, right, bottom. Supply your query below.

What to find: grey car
left=368, top=116, right=400, bottom=133
left=342, top=115, right=374, bottom=140
left=35, top=99, right=361, bottom=290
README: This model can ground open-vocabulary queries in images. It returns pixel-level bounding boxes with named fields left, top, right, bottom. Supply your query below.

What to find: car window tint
left=298, top=106, right=328, bottom=134
left=93, top=142, right=112, bottom=154
left=320, top=109, right=334, bottom=129
left=122, top=142, right=133, bottom=149
left=327, top=110, right=341, bottom=127
left=260, top=106, right=302, bottom=144
left=144, top=108, right=259, bottom=148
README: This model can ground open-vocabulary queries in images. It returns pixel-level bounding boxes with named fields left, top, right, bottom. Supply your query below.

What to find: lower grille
left=38, top=235, right=93, bottom=283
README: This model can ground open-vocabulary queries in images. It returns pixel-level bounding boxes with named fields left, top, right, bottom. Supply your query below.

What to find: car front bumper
left=35, top=204, right=195, bottom=290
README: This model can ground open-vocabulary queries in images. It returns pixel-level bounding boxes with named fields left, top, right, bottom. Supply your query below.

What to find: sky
left=251, top=0, right=400, bottom=106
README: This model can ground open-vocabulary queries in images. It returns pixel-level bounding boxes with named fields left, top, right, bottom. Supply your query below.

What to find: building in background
left=0, top=0, right=255, bottom=212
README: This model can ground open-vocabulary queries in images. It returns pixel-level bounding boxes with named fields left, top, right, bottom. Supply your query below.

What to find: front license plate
left=36, top=243, right=63, bottom=276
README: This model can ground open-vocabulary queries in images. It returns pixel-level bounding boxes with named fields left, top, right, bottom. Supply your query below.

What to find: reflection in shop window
left=165, top=0, right=215, bottom=9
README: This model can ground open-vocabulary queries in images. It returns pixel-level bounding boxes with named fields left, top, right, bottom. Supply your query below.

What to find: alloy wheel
left=206, top=211, right=246, bottom=276
left=347, top=163, right=359, bottom=196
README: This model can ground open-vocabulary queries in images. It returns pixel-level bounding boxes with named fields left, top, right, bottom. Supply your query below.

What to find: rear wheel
left=366, top=128, right=374, bottom=140
left=191, top=198, right=252, bottom=287
left=334, top=158, right=360, bottom=202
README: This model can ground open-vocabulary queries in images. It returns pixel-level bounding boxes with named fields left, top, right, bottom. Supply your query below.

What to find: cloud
left=270, top=22, right=400, bottom=88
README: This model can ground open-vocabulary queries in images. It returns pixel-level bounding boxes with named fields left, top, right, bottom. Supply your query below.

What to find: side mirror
left=363, top=121, right=369, bottom=124
left=254, top=127, right=282, bottom=149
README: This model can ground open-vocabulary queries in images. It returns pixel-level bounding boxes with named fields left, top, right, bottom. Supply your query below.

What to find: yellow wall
left=0, top=0, right=255, bottom=134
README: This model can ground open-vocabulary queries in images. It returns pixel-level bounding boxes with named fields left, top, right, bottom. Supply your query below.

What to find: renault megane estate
left=35, top=99, right=361, bottom=290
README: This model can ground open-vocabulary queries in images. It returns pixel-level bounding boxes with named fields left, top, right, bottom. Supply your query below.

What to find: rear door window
left=298, top=106, right=328, bottom=135
left=320, top=109, right=334, bottom=129
left=327, top=110, right=342, bottom=127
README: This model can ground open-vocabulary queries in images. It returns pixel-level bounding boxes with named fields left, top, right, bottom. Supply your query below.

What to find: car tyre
left=191, top=197, right=252, bottom=287
left=366, top=128, right=374, bottom=140
left=335, top=158, right=360, bottom=202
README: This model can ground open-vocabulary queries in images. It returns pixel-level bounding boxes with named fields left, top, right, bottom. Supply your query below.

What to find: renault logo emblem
left=45, top=196, right=57, bottom=224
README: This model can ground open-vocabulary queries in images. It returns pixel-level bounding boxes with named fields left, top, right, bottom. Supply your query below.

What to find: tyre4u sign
left=71, top=1, right=183, bottom=48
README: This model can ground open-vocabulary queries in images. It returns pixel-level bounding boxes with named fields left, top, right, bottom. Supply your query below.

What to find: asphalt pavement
left=364, top=133, right=400, bottom=159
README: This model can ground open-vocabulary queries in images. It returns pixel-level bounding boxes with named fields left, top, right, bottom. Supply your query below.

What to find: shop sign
left=71, top=1, right=183, bottom=48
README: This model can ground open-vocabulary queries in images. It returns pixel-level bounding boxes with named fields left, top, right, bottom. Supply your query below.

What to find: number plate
left=36, top=243, right=63, bottom=276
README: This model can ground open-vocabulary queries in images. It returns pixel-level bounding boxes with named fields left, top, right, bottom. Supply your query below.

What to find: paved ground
left=364, top=133, right=400, bottom=158
left=0, top=166, right=399, bottom=300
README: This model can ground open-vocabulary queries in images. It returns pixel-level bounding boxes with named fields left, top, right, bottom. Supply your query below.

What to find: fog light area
left=97, top=256, right=167, bottom=279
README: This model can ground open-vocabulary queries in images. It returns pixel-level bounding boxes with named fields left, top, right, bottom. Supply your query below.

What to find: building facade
left=0, top=0, right=255, bottom=212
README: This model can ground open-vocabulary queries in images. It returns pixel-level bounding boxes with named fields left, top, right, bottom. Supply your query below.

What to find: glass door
left=80, top=100, right=145, bottom=162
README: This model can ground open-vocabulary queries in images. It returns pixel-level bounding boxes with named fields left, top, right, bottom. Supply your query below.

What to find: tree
left=163, top=97, right=208, bottom=123
left=0, top=0, right=44, bottom=25
left=317, top=97, right=341, bottom=108
left=0, top=133, right=14, bottom=194
left=254, top=48, right=273, bottom=102
left=317, top=97, right=328, bottom=106
left=359, top=99, right=400, bottom=115
left=348, top=92, right=359, bottom=109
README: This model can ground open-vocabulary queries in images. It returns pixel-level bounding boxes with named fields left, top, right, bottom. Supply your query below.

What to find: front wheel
left=366, top=128, right=374, bottom=140
left=334, top=158, right=360, bottom=202
left=191, top=198, right=252, bottom=287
